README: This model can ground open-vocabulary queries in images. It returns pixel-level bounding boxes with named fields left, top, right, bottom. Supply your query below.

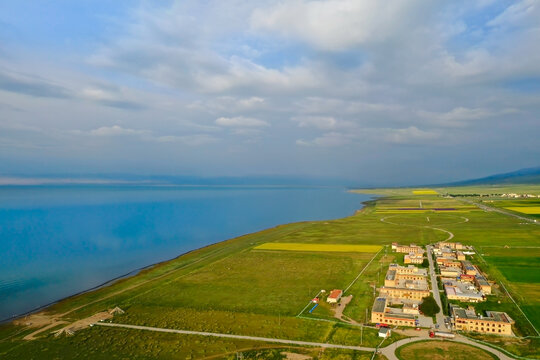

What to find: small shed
left=378, top=327, right=391, bottom=338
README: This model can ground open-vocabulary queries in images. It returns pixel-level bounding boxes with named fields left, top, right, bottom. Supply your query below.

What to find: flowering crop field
left=504, top=206, right=540, bottom=214
left=412, top=189, right=438, bottom=195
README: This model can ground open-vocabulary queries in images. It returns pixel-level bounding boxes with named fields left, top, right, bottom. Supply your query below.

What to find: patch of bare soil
left=282, top=351, right=312, bottom=360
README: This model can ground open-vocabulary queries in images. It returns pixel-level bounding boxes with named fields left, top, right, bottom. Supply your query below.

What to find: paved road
left=426, top=245, right=446, bottom=330
left=95, top=322, right=515, bottom=359
left=378, top=335, right=514, bottom=360
left=456, top=197, right=539, bottom=225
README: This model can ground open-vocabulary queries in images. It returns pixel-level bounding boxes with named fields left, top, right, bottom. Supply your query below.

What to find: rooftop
left=373, top=297, right=387, bottom=313
left=328, top=289, right=342, bottom=299
left=476, top=274, right=489, bottom=286
left=452, top=305, right=514, bottom=324
left=444, top=280, right=484, bottom=300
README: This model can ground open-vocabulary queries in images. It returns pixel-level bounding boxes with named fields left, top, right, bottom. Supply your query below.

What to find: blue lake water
left=0, top=185, right=370, bottom=321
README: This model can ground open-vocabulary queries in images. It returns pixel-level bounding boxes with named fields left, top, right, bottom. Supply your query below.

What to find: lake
left=0, top=185, right=370, bottom=321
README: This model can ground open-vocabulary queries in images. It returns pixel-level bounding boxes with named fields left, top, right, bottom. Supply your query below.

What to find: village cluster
left=433, top=241, right=514, bottom=335
left=366, top=241, right=514, bottom=336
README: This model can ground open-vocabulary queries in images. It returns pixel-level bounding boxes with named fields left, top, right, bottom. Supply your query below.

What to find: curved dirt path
left=379, top=215, right=469, bottom=242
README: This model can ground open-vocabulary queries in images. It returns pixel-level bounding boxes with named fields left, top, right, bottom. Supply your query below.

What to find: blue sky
left=0, top=0, right=539, bottom=185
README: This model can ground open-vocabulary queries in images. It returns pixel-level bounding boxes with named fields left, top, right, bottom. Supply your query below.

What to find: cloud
left=385, top=126, right=440, bottom=144
left=487, top=0, right=539, bottom=28
left=292, top=116, right=337, bottom=130
left=296, top=132, right=354, bottom=147
left=418, top=107, right=492, bottom=127
left=83, top=125, right=217, bottom=146
left=154, top=134, right=217, bottom=146
left=81, top=86, right=145, bottom=110
left=251, top=0, right=430, bottom=51
left=0, top=68, right=70, bottom=98
left=1, top=1, right=539, bottom=182
left=215, top=116, right=269, bottom=127
left=89, top=125, right=146, bottom=136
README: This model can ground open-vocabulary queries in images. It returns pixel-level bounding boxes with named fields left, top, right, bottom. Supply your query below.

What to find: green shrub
left=419, top=295, right=440, bottom=317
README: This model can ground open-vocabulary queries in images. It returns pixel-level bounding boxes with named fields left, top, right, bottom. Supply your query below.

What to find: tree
left=419, top=295, right=440, bottom=317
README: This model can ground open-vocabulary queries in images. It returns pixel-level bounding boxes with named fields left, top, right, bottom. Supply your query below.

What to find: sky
left=0, top=0, right=539, bottom=186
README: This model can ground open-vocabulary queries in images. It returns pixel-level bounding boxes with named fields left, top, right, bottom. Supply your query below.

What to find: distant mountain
left=447, top=166, right=540, bottom=186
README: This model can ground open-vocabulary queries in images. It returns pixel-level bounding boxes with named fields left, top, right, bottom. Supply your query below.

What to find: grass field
left=1, top=185, right=539, bottom=359
left=254, top=243, right=382, bottom=253
left=395, top=340, right=496, bottom=360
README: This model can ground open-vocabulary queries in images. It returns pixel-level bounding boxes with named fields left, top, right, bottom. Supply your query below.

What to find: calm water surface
left=0, top=185, right=370, bottom=321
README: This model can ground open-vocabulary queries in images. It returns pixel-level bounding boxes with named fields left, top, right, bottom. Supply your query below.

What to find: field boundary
left=343, top=247, right=383, bottom=294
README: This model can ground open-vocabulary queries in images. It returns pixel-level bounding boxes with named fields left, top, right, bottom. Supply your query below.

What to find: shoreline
left=2, top=193, right=375, bottom=325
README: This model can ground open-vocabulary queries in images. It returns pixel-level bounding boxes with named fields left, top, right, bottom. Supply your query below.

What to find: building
left=456, top=251, right=466, bottom=261
left=475, top=274, right=492, bottom=294
left=378, top=327, right=391, bottom=338
left=461, top=261, right=478, bottom=276
left=440, top=242, right=464, bottom=250
left=371, top=297, right=417, bottom=327
left=404, top=253, right=423, bottom=264
left=384, top=270, right=397, bottom=287
left=389, top=264, right=428, bottom=276
left=395, top=244, right=424, bottom=254
left=385, top=268, right=426, bottom=287
left=436, top=258, right=461, bottom=268
left=444, top=280, right=485, bottom=302
left=379, top=286, right=430, bottom=301
left=451, top=305, right=514, bottom=335
left=440, top=267, right=462, bottom=278
left=403, top=303, right=420, bottom=315
left=327, top=289, right=342, bottom=303
left=459, top=274, right=476, bottom=283
left=381, top=264, right=429, bottom=301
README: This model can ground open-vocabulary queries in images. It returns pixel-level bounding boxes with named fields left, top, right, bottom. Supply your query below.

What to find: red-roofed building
left=327, top=289, right=343, bottom=303
left=460, top=274, right=475, bottom=283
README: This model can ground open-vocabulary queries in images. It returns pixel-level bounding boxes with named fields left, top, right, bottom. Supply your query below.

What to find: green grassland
left=395, top=340, right=497, bottom=360
left=1, top=185, right=539, bottom=359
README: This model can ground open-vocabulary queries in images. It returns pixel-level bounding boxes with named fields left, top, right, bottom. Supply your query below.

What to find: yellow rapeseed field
left=254, top=243, right=382, bottom=253
left=412, top=189, right=438, bottom=195
left=505, top=207, right=540, bottom=214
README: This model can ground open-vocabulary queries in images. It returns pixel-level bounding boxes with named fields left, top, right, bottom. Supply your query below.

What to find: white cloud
left=89, top=125, right=145, bottom=136
left=296, top=132, right=353, bottom=147
left=418, top=107, right=492, bottom=127
left=487, top=0, right=539, bottom=28
left=292, top=116, right=337, bottom=130
left=154, top=134, right=217, bottom=146
left=251, top=0, right=429, bottom=51
left=385, top=126, right=440, bottom=144
left=215, top=116, right=269, bottom=127
left=86, top=126, right=216, bottom=146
